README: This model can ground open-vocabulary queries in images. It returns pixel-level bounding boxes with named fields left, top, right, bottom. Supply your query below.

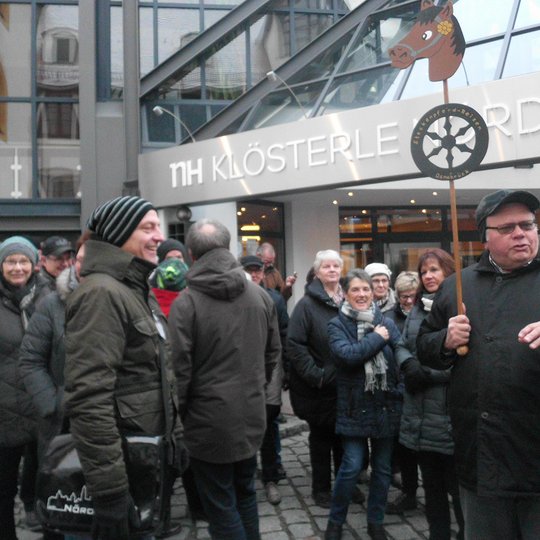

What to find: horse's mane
left=416, top=5, right=466, bottom=57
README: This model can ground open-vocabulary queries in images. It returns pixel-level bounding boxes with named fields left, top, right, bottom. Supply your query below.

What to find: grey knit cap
left=87, top=196, right=156, bottom=247
left=0, top=236, right=39, bottom=266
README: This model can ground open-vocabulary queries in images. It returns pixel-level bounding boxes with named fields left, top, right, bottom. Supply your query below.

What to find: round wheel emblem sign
left=410, top=103, right=489, bottom=181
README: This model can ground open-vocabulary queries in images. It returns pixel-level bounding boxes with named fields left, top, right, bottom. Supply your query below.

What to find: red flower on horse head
left=388, top=0, right=466, bottom=82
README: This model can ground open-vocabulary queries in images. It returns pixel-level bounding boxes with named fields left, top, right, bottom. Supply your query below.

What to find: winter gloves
left=91, top=491, right=140, bottom=540
left=402, top=358, right=432, bottom=394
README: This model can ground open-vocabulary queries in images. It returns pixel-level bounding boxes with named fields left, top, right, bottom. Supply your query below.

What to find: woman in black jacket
left=287, top=249, right=346, bottom=508
left=0, top=236, right=48, bottom=539
left=396, top=249, right=464, bottom=540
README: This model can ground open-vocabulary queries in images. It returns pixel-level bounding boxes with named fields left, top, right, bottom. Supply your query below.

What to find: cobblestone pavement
left=16, top=414, right=461, bottom=540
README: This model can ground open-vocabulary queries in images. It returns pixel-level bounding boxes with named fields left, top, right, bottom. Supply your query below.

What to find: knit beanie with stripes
left=87, top=196, right=156, bottom=247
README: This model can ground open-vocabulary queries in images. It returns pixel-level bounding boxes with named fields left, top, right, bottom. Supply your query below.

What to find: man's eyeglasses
left=485, top=220, right=537, bottom=235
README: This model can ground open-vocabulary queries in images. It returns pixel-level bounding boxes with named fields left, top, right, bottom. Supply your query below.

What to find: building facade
left=1, top=0, right=539, bottom=301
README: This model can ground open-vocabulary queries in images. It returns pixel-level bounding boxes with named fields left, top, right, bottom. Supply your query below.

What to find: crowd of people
left=0, top=189, right=539, bottom=540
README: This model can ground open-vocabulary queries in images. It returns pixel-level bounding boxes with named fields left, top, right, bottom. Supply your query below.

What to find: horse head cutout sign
left=389, top=0, right=465, bottom=82
left=388, top=0, right=488, bottom=357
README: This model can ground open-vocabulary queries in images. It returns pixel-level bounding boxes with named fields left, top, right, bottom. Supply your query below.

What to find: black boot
left=324, top=521, right=343, bottom=540
left=367, top=522, right=388, bottom=540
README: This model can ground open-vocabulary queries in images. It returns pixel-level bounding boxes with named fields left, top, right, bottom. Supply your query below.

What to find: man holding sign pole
left=417, top=189, right=540, bottom=540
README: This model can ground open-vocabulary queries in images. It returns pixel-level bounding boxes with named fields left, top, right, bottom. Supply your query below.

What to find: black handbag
left=36, top=337, right=176, bottom=536
left=35, top=432, right=167, bottom=535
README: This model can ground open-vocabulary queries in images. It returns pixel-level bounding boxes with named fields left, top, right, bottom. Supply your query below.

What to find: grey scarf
left=341, top=301, right=388, bottom=393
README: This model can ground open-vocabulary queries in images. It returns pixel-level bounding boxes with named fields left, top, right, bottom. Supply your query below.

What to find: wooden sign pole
left=443, top=79, right=468, bottom=355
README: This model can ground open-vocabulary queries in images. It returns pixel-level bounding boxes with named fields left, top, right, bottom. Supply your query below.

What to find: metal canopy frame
left=190, top=0, right=391, bottom=141
left=140, top=0, right=275, bottom=99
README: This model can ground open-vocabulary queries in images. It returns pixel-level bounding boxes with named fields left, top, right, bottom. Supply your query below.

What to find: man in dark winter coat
left=417, top=189, right=540, bottom=540
left=240, top=254, right=288, bottom=506
left=169, top=219, right=281, bottom=540
left=64, top=196, right=187, bottom=540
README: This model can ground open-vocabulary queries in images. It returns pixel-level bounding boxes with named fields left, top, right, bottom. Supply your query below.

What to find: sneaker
left=385, top=492, right=417, bottom=514
left=324, top=520, right=343, bottom=540
left=367, top=522, right=388, bottom=540
left=351, top=486, right=366, bottom=504
left=313, top=490, right=332, bottom=508
left=24, top=509, right=42, bottom=532
left=156, top=521, right=183, bottom=538
left=265, top=481, right=282, bottom=505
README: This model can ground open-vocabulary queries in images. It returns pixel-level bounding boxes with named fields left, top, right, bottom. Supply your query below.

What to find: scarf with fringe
left=341, top=300, right=388, bottom=393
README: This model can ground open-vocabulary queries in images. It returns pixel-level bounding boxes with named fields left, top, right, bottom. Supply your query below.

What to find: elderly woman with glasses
left=0, top=236, right=49, bottom=538
left=385, top=271, right=420, bottom=333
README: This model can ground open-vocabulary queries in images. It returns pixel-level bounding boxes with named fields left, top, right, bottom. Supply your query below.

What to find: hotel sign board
left=139, top=72, right=540, bottom=207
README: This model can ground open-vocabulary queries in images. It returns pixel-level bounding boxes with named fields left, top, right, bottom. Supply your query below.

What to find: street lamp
left=152, top=106, right=197, bottom=143
left=266, top=71, right=309, bottom=119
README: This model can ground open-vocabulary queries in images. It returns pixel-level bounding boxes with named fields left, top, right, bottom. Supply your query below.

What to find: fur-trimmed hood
left=56, top=265, right=80, bottom=303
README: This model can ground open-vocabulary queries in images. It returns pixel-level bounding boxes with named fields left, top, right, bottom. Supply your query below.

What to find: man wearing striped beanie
left=63, top=196, right=188, bottom=538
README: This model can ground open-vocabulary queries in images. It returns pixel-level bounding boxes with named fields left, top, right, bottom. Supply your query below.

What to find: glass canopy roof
left=239, top=0, right=540, bottom=131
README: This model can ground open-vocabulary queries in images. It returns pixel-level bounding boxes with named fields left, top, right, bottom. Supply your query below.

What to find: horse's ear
left=441, top=0, right=454, bottom=18
left=420, top=0, right=434, bottom=10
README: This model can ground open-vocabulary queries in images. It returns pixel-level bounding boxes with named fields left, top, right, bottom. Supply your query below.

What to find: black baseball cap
left=240, top=255, right=264, bottom=269
left=41, top=236, right=75, bottom=257
left=475, top=190, right=539, bottom=241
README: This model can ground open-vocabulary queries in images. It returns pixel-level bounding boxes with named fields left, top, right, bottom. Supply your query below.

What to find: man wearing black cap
left=417, top=190, right=540, bottom=540
left=64, top=196, right=187, bottom=539
left=241, top=255, right=288, bottom=506
left=39, top=235, right=74, bottom=293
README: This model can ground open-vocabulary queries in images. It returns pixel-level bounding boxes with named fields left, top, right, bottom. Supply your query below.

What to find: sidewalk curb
left=278, top=416, right=309, bottom=439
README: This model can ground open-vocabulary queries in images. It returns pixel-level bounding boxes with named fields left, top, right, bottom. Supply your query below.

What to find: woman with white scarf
left=324, top=269, right=402, bottom=540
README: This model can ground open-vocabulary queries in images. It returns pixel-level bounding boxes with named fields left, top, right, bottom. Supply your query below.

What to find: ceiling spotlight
left=332, top=200, right=338, bottom=205
left=410, top=199, right=416, bottom=204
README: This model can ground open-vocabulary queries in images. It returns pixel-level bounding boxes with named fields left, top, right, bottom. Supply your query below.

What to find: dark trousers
left=20, top=441, right=38, bottom=510
left=395, top=442, right=419, bottom=496
left=460, top=485, right=540, bottom=540
left=182, top=466, right=205, bottom=517
left=308, top=421, right=343, bottom=494
left=0, top=444, right=26, bottom=540
left=260, top=404, right=281, bottom=484
left=190, top=455, right=260, bottom=540
left=418, top=451, right=464, bottom=540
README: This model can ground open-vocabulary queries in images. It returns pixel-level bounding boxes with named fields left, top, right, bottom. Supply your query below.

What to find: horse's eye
left=422, top=30, right=433, bottom=40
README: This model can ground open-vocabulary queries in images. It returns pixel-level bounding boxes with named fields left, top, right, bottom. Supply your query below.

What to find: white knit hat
left=364, top=262, right=392, bottom=279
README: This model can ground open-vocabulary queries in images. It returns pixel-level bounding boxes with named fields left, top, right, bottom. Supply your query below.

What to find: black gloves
left=173, top=436, right=190, bottom=476
left=92, top=492, right=140, bottom=540
left=402, top=359, right=432, bottom=394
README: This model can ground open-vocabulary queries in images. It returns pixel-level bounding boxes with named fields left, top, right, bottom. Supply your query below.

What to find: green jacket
left=64, top=239, right=181, bottom=499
